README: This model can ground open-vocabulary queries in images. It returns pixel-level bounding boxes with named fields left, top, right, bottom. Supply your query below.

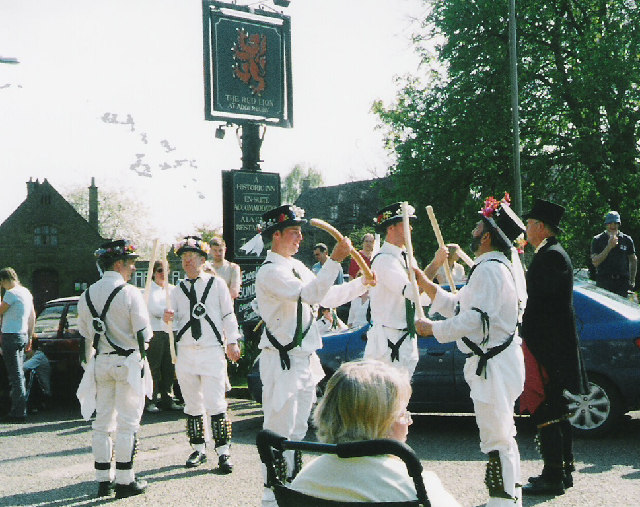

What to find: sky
left=0, top=0, right=427, bottom=241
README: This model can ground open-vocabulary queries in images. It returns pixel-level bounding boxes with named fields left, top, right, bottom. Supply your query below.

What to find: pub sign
left=203, top=1, right=293, bottom=127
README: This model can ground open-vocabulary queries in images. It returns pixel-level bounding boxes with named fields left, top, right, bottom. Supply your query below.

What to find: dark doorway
left=32, top=268, right=59, bottom=314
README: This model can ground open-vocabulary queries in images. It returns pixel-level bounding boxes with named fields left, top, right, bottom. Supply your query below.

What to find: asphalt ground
left=1, top=396, right=639, bottom=506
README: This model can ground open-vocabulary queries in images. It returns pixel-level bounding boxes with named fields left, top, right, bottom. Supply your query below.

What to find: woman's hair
left=0, top=267, right=19, bottom=284
left=153, top=260, right=163, bottom=273
left=313, top=359, right=411, bottom=444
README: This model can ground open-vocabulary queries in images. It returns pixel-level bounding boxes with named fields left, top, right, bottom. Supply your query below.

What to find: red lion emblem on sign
left=232, top=28, right=267, bottom=95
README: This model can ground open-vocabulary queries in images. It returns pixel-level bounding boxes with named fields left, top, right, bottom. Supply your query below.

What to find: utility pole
left=508, top=0, right=522, bottom=216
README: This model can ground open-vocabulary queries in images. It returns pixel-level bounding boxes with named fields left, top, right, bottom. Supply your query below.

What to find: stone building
left=294, top=178, right=386, bottom=269
left=0, top=178, right=107, bottom=312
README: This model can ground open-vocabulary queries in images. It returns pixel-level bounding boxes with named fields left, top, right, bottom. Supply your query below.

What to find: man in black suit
left=520, top=199, right=589, bottom=496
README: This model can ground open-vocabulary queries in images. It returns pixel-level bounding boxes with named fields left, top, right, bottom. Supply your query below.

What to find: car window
left=65, top=303, right=78, bottom=329
left=35, top=305, right=65, bottom=334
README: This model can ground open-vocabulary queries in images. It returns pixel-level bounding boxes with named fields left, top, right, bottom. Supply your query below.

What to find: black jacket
left=521, top=236, right=588, bottom=395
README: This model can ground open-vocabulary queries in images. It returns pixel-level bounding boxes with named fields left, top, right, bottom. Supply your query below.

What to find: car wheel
left=566, top=375, right=622, bottom=437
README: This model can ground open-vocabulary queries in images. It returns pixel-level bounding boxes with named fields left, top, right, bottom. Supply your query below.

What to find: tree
left=63, top=185, right=156, bottom=256
left=374, top=0, right=640, bottom=270
left=281, top=164, right=324, bottom=204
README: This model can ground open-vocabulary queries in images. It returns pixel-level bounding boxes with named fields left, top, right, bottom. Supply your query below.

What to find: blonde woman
left=290, top=359, right=461, bottom=506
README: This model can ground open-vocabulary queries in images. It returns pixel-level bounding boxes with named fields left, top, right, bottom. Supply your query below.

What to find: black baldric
left=85, top=284, right=136, bottom=357
left=371, top=250, right=415, bottom=362
left=176, top=277, right=223, bottom=346
left=461, top=257, right=517, bottom=377
left=261, top=261, right=313, bottom=370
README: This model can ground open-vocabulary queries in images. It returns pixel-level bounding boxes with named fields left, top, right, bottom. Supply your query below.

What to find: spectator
left=347, top=291, right=370, bottom=328
left=145, top=261, right=181, bottom=413
left=209, top=237, right=242, bottom=299
left=591, top=211, right=637, bottom=297
left=312, top=243, right=344, bottom=284
left=0, top=267, right=36, bottom=423
left=290, top=359, right=461, bottom=506
left=23, top=338, right=52, bottom=413
left=348, top=232, right=375, bottom=280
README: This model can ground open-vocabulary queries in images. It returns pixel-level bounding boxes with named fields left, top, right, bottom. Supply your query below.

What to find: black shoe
left=522, top=477, right=565, bottom=496
left=186, top=450, right=207, bottom=468
left=528, top=473, right=573, bottom=489
left=114, top=479, right=147, bottom=499
left=96, top=481, right=113, bottom=498
left=218, top=454, right=233, bottom=474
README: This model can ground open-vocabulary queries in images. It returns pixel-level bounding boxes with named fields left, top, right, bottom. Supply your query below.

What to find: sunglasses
left=154, top=268, right=164, bottom=274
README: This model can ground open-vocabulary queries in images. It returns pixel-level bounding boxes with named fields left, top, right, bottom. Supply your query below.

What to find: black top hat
left=524, top=198, right=565, bottom=232
left=94, top=240, right=139, bottom=262
left=373, top=202, right=416, bottom=233
left=175, top=236, right=211, bottom=257
left=259, top=204, right=307, bottom=239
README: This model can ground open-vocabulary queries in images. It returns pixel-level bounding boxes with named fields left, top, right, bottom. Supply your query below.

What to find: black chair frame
left=256, top=429, right=430, bottom=506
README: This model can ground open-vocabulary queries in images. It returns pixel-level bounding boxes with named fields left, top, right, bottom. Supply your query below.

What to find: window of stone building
left=352, top=203, right=359, bottom=217
left=133, top=271, right=146, bottom=288
left=40, top=194, right=52, bottom=205
left=171, top=271, right=181, bottom=285
left=34, top=225, right=58, bottom=246
left=330, top=205, right=338, bottom=220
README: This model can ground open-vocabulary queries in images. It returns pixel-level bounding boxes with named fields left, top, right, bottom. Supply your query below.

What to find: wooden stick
left=401, top=202, right=426, bottom=320
left=161, top=244, right=177, bottom=364
left=455, top=247, right=475, bottom=268
left=309, top=218, right=373, bottom=280
left=426, top=206, right=458, bottom=294
left=143, top=239, right=160, bottom=306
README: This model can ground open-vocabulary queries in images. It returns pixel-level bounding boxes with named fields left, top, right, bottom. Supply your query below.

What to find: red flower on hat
left=481, top=192, right=511, bottom=218
left=278, top=213, right=287, bottom=223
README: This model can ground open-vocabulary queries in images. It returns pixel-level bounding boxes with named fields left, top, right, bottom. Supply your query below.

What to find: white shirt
left=347, top=295, right=369, bottom=328
left=435, top=262, right=466, bottom=285
left=255, top=250, right=367, bottom=353
left=77, top=271, right=152, bottom=356
left=430, top=250, right=525, bottom=404
left=146, top=281, right=175, bottom=332
left=170, top=272, right=240, bottom=347
left=369, top=242, right=422, bottom=330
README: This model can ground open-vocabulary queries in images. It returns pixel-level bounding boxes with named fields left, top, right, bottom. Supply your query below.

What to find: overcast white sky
left=0, top=0, right=427, bottom=240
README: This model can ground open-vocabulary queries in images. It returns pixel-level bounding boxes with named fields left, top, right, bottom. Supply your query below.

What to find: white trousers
left=176, top=369, right=227, bottom=417
left=92, top=354, right=145, bottom=484
left=474, top=399, right=522, bottom=507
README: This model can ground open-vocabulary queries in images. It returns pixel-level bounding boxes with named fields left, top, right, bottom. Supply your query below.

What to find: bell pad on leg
left=186, top=414, right=205, bottom=445
left=485, top=451, right=516, bottom=500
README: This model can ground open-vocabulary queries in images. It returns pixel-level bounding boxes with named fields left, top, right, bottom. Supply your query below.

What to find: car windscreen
left=34, top=305, right=66, bottom=334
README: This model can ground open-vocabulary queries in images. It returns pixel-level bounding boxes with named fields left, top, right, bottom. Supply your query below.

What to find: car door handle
left=427, top=351, right=446, bottom=356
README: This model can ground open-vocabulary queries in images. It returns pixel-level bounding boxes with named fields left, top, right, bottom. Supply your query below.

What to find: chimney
left=301, top=178, right=311, bottom=193
left=89, top=177, right=99, bottom=231
left=26, top=177, right=36, bottom=195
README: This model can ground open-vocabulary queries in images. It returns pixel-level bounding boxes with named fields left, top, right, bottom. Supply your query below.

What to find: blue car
left=247, top=276, right=640, bottom=437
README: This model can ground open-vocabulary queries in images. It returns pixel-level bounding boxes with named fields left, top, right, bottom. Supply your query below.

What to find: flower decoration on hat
left=481, top=192, right=511, bottom=218
left=174, top=236, right=211, bottom=255
left=94, top=243, right=137, bottom=259
left=257, top=205, right=305, bottom=233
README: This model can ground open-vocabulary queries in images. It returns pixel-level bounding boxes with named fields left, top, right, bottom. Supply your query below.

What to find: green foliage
left=348, top=224, right=376, bottom=250
left=375, top=0, right=640, bottom=272
left=282, top=164, right=324, bottom=204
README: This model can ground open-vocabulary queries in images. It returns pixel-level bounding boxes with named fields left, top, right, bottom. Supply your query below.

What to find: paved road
left=1, top=397, right=639, bottom=506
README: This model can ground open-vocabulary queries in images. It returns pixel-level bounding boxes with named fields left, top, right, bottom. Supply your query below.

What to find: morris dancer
left=76, top=240, right=152, bottom=499
left=164, top=236, right=241, bottom=473
left=414, top=196, right=527, bottom=507
left=365, top=202, right=439, bottom=377
left=254, top=204, right=374, bottom=506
